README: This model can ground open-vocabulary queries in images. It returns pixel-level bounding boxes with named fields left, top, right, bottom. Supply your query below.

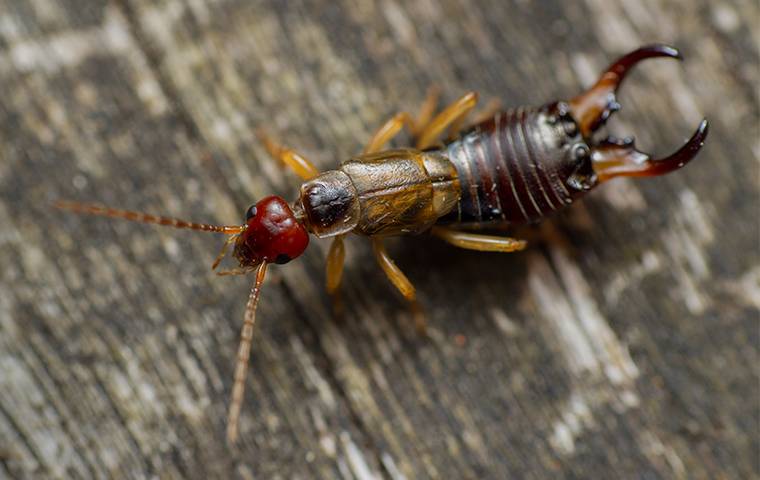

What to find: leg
left=412, top=85, right=441, bottom=136
left=364, top=112, right=415, bottom=154
left=416, top=92, right=479, bottom=150
left=431, top=227, right=527, bottom=253
left=257, top=130, right=320, bottom=181
left=450, top=97, right=502, bottom=137
left=325, top=235, right=346, bottom=315
left=371, top=238, right=426, bottom=334
left=363, top=86, right=441, bottom=154
left=325, top=235, right=346, bottom=294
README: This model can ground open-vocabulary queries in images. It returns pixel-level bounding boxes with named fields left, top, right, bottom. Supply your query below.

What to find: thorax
left=297, top=149, right=460, bottom=238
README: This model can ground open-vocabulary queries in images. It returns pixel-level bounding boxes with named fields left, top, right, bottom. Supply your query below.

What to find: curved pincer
left=569, top=44, right=682, bottom=136
left=591, top=119, right=709, bottom=182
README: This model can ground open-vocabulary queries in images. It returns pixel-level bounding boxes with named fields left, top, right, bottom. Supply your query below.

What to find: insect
left=55, top=45, right=708, bottom=442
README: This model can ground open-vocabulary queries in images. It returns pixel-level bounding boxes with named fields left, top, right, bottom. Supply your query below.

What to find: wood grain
left=0, top=0, right=757, bottom=478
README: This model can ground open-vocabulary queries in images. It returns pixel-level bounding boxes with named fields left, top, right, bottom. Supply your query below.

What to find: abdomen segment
left=439, top=106, right=579, bottom=226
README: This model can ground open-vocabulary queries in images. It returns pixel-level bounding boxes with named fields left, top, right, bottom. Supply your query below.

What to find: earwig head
left=53, top=195, right=305, bottom=445
left=233, top=195, right=310, bottom=267
left=565, top=44, right=708, bottom=183
left=224, top=196, right=310, bottom=443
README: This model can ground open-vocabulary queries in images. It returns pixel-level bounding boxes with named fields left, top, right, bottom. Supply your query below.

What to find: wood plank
left=0, top=0, right=756, bottom=478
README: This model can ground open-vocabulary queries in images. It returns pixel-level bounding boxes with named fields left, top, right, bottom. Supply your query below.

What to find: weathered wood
left=0, top=1, right=757, bottom=478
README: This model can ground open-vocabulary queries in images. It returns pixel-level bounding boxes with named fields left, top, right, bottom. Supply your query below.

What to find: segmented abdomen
left=438, top=106, right=577, bottom=226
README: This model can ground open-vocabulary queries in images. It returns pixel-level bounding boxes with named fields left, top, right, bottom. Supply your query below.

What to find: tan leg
left=325, top=235, right=346, bottom=315
left=325, top=235, right=346, bottom=294
left=413, top=85, right=442, bottom=136
left=431, top=227, right=527, bottom=253
left=449, top=97, right=502, bottom=137
left=364, top=112, right=415, bottom=154
left=363, top=86, right=442, bottom=154
left=416, top=92, right=479, bottom=150
left=257, top=130, right=320, bottom=181
left=372, top=238, right=426, bottom=334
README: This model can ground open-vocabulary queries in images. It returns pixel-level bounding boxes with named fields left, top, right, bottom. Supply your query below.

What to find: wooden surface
left=1, top=1, right=757, bottom=478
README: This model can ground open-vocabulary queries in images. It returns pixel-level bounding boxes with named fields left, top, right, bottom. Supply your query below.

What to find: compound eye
left=245, top=204, right=257, bottom=221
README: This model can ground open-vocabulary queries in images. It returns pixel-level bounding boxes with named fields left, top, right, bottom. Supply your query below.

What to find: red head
left=233, top=195, right=310, bottom=267
left=53, top=193, right=310, bottom=444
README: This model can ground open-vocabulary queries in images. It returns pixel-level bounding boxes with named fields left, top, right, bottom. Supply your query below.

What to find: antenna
left=54, top=200, right=244, bottom=234
left=226, top=261, right=268, bottom=444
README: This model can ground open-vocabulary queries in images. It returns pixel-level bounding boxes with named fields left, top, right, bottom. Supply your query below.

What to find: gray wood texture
left=0, top=1, right=757, bottom=478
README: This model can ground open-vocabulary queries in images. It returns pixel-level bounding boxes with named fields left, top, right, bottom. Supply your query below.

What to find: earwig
left=55, top=45, right=709, bottom=443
